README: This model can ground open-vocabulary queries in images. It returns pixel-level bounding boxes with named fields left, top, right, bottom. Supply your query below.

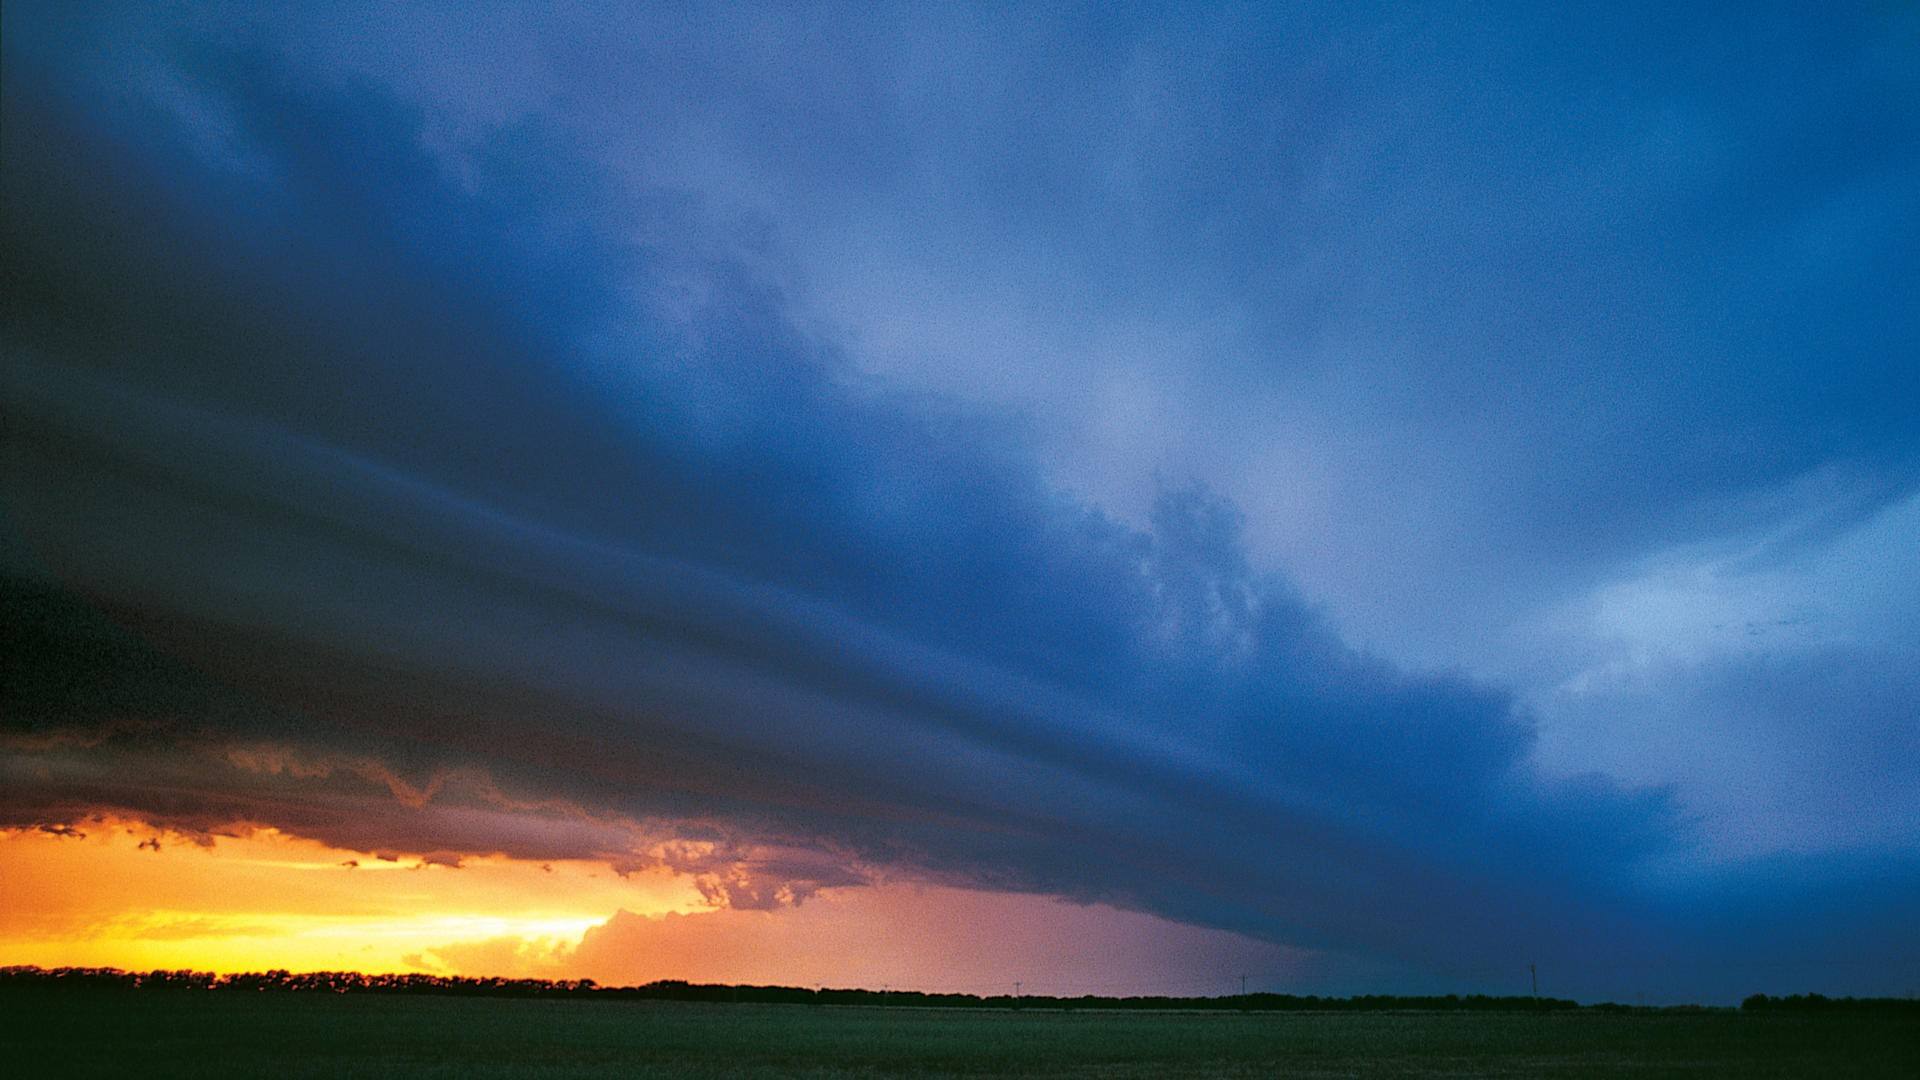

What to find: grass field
left=6, top=993, right=1915, bottom=1078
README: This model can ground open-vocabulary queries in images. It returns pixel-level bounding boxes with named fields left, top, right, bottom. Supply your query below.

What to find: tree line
left=4, top=967, right=1911, bottom=1013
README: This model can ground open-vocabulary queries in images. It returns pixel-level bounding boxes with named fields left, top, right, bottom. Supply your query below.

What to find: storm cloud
left=4, top=3, right=1915, bottom=1001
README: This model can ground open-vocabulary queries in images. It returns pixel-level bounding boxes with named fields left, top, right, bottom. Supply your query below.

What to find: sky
left=2, top=2, right=1915, bottom=1003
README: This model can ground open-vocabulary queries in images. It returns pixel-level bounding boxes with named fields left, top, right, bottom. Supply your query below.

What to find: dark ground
left=5, top=991, right=1916, bottom=1078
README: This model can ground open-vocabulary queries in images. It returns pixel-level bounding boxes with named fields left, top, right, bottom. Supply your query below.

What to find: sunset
left=3, top=1, right=1915, bottom=1075
left=0, top=820, right=687, bottom=976
left=0, top=818, right=1304, bottom=993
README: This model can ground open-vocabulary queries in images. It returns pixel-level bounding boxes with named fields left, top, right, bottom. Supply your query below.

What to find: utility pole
left=1529, top=962, right=1537, bottom=999
left=1240, top=973, right=1248, bottom=997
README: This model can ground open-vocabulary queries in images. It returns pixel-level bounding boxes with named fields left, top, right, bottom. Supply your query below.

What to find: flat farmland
left=5, top=993, right=1914, bottom=1078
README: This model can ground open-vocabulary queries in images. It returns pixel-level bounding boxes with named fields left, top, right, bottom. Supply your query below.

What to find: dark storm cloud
left=3, top=6, right=1914, bottom=999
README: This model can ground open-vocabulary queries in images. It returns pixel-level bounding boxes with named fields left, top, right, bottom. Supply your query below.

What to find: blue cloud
left=3, top=4, right=1915, bottom=1000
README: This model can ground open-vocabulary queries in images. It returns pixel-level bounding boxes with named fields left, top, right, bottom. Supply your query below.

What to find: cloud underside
left=2, top=28, right=1913, bottom=999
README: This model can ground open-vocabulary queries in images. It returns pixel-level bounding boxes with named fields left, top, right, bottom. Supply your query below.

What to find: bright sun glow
left=0, top=820, right=709, bottom=974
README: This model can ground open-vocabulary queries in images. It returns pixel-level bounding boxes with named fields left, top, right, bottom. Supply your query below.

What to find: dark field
left=5, top=993, right=1915, bottom=1078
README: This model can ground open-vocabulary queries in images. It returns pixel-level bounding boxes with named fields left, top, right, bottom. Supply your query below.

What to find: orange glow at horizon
left=2, top=818, right=1315, bottom=995
left=0, top=820, right=708, bottom=975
